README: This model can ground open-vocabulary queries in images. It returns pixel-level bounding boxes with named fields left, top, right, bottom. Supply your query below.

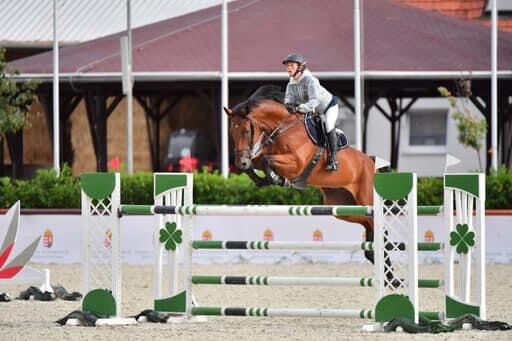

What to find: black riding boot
left=325, top=130, right=339, bottom=171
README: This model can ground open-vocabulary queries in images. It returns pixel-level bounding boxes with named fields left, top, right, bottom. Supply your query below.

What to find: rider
left=282, top=53, right=340, bottom=171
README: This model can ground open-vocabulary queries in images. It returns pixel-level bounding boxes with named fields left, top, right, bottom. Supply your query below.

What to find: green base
left=375, top=294, right=415, bottom=322
left=154, top=290, right=187, bottom=313
left=82, top=289, right=117, bottom=318
left=445, top=295, right=480, bottom=318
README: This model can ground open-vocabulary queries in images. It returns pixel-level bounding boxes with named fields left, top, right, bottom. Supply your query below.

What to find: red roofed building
left=6, top=0, right=512, bottom=176
left=397, top=0, right=512, bottom=31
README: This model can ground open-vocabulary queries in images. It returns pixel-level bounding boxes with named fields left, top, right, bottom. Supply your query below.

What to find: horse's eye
left=243, top=129, right=250, bottom=137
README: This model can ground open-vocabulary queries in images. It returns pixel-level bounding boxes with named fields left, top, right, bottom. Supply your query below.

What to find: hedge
left=0, top=165, right=510, bottom=209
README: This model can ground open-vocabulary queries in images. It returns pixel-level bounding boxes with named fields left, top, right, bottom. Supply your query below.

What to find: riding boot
left=325, top=130, right=339, bottom=171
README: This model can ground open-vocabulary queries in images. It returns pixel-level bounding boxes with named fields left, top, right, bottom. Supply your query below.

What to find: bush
left=0, top=166, right=511, bottom=209
left=121, top=172, right=153, bottom=204
left=0, top=164, right=80, bottom=208
left=193, top=171, right=322, bottom=204
left=486, top=166, right=512, bottom=209
left=417, top=177, right=443, bottom=206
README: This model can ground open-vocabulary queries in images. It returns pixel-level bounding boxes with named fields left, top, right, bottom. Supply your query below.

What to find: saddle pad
left=304, top=113, right=349, bottom=150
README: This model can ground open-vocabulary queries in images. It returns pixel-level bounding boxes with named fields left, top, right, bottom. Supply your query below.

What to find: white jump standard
left=78, top=171, right=486, bottom=329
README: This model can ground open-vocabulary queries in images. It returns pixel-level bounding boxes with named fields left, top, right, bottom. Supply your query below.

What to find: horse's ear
left=223, top=107, right=233, bottom=116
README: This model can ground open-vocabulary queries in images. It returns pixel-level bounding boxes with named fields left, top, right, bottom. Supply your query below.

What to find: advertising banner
left=1, top=214, right=511, bottom=265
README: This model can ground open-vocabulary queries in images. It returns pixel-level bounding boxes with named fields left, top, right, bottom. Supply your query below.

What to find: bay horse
left=224, top=85, right=377, bottom=265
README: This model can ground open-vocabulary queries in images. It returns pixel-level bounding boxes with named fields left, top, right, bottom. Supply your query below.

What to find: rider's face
left=285, top=62, right=299, bottom=77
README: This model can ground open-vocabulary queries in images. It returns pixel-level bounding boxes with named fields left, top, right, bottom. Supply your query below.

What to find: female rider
left=282, top=53, right=340, bottom=171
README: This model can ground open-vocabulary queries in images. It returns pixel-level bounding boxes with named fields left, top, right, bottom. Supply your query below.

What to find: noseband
left=233, top=117, right=265, bottom=159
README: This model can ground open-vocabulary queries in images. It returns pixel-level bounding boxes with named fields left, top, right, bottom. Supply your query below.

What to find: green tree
left=0, top=48, right=39, bottom=177
left=438, top=83, right=487, bottom=172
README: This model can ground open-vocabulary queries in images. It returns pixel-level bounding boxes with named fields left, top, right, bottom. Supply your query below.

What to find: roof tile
left=11, top=0, right=512, bottom=74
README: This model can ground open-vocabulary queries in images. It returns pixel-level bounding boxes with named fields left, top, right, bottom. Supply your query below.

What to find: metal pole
left=53, top=0, right=60, bottom=174
left=354, top=0, right=362, bottom=151
left=221, top=0, right=229, bottom=178
left=126, top=0, right=133, bottom=174
left=491, top=0, right=498, bottom=170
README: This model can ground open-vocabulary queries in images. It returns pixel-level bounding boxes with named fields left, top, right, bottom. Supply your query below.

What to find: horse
left=224, top=85, right=378, bottom=265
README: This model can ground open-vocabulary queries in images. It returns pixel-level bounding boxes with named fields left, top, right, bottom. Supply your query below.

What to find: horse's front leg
left=243, top=168, right=270, bottom=187
left=260, top=156, right=290, bottom=187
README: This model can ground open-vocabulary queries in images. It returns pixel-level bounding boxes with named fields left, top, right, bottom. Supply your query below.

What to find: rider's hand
left=297, top=104, right=309, bottom=113
left=286, top=104, right=298, bottom=113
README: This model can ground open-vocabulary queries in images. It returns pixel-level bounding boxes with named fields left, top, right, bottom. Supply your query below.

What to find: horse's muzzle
left=235, top=156, right=252, bottom=170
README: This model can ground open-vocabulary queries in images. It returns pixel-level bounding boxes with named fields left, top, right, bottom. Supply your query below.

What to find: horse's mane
left=232, top=85, right=285, bottom=117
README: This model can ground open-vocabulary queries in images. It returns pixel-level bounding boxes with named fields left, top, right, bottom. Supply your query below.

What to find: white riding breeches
left=324, top=104, right=339, bottom=133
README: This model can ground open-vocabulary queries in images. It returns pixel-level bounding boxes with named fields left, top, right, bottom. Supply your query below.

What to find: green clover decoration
left=159, top=222, right=183, bottom=251
left=449, top=223, right=475, bottom=254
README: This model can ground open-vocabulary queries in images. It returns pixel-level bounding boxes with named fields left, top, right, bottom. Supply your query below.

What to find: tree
left=0, top=48, right=39, bottom=177
left=438, top=80, right=487, bottom=172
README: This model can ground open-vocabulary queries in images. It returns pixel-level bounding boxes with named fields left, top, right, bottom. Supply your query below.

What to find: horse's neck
left=256, top=108, right=315, bottom=156
left=253, top=106, right=290, bottom=132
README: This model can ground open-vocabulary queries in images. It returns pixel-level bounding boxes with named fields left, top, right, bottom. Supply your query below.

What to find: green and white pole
left=191, top=276, right=376, bottom=287
left=191, top=307, right=374, bottom=318
left=120, top=204, right=373, bottom=217
left=192, top=240, right=375, bottom=251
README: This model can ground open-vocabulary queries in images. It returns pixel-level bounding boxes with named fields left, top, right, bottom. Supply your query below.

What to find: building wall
left=364, top=97, right=486, bottom=176
left=16, top=95, right=489, bottom=177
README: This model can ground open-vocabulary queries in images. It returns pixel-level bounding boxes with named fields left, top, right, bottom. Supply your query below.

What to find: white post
left=183, top=204, right=194, bottom=318
left=353, top=0, right=362, bottom=151
left=111, top=173, right=122, bottom=317
left=460, top=192, right=472, bottom=302
left=476, top=174, right=486, bottom=320
left=126, top=0, right=134, bottom=174
left=80, top=186, right=89, bottom=298
left=220, top=0, right=230, bottom=178
left=408, top=174, right=419, bottom=324
left=490, top=0, right=498, bottom=171
left=52, top=0, right=60, bottom=174
left=444, top=180, right=454, bottom=298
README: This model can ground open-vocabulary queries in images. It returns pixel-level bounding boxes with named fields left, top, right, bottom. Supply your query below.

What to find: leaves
left=159, top=222, right=183, bottom=252
left=0, top=48, right=39, bottom=138
left=449, top=223, right=476, bottom=254
left=438, top=84, right=487, bottom=172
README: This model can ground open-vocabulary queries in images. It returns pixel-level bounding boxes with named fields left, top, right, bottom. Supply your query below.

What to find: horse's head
left=224, top=105, right=265, bottom=170
left=224, top=85, right=290, bottom=171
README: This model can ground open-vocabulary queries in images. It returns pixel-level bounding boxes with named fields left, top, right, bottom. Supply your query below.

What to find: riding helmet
left=282, top=53, right=307, bottom=66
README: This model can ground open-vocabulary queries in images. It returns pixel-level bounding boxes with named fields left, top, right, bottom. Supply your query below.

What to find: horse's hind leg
left=362, top=217, right=399, bottom=287
left=362, top=220, right=375, bottom=264
left=322, top=188, right=375, bottom=264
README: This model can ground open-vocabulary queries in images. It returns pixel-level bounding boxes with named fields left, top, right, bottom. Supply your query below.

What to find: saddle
left=304, top=113, right=349, bottom=149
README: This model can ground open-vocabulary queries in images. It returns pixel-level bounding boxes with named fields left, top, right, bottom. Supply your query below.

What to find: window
left=406, top=109, right=447, bottom=153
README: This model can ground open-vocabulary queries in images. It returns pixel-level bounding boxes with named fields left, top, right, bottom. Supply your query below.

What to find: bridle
left=233, top=113, right=303, bottom=160
left=232, top=116, right=264, bottom=160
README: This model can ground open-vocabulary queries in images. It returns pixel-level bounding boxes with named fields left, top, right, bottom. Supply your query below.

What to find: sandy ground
left=1, top=263, right=511, bottom=341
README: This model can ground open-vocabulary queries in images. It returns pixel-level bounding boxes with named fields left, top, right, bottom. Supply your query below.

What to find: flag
left=375, top=157, right=390, bottom=170
left=444, top=154, right=461, bottom=173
